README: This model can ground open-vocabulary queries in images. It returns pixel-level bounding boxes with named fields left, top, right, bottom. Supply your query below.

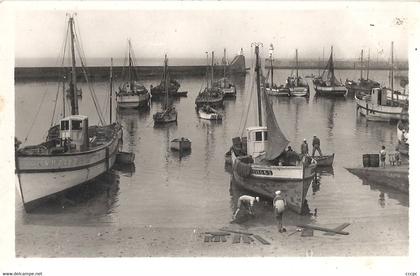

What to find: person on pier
left=312, top=135, right=323, bottom=156
left=380, top=146, right=387, bottom=167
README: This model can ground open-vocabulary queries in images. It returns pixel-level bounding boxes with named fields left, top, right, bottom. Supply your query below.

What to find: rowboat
left=170, top=138, right=191, bottom=151
left=312, top=153, right=334, bottom=167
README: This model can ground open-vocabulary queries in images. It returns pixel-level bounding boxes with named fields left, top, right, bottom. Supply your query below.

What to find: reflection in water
left=361, top=178, right=409, bottom=207
left=20, top=172, right=120, bottom=226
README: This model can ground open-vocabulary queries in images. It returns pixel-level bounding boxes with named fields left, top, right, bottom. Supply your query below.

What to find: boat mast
left=223, top=48, right=227, bottom=78
left=128, top=40, right=133, bottom=90
left=391, top=41, right=394, bottom=102
left=254, top=44, right=263, bottom=127
left=367, top=49, right=370, bottom=80
left=211, top=51, right=214, bottom=87
left=269, top=44, right=274, bottom=88
left=295, top=49, right=299, bottom=79
left=69, top=16, right=79, bottom=115
left=62, top=75, right=66, bottom=118
left=164, top=54, right=169, bottom=110
left=205, top=51, right=209, bottom=89
left=110, top=58, right=113, bottom=124
left=360, top=49, right=364, bottom=80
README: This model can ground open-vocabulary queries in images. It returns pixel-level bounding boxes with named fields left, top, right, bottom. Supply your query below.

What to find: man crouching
left=232, top=195, right=260, bottom=220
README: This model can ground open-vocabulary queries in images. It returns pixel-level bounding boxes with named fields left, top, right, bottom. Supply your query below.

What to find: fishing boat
left=195, top=51, right=224, bottom=108
left=198, top=104, right=223, bottom=120
left=345, top=49, right=380, bottom=99
left=314, top=46, right=348, bottom=97
left=150, top=56, right=185, bottom=98
left=15, top=16, right=123, bottom=211
left=312, top=154, right=334, bottom=167
left=355, top=42, right=409, bottom=122
left=264, top=44, right=290, bottom=96
left=288, top=49, right=310, bottom=97
left=116, top=40, right=150, bottom=109
left=153, top=54, right=178, bottom=125
left=230, top=43, right=317, bottom=214
left=217, top=49, right=236, bottom=98
left=170, top=137, right=192, bottom=152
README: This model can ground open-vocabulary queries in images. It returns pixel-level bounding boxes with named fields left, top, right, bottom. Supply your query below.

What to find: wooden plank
left=204, top=235, right=211, bottom=242
left=232, top=234, right=241, bottom=244
left=297, top=224, right=349, bottom=235
left=253, top=234, right=271, bottom=245
left=213, top=235, right=220, bottom=242
left=324, top=223, right=351, bottom=236
left=220, top=235, right=227, bottom=242
left=204, top=232, right=231, bottom=236
left=220, top=228, right=253, bottom=236
left=301, top=228, right=314, bottom=237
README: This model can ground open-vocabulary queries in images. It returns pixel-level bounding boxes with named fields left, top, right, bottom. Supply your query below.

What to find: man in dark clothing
left=301, top=139, right=309, bottom=156
left=312, top=135, right=323, bottom=156
left=284, top=146, right=299, bottom=166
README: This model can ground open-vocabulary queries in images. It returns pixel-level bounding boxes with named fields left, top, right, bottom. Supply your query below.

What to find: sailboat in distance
left=15, top=15, right=123, bottom=211
left=153, top=54, right=178, bottom=125
left=313, top=46, right=348, bottom=97
left=264, top=43, right=290, bottom=96
left=229, top=43, right=317, bottom=214
left=116, top=40, right=151, bottom=109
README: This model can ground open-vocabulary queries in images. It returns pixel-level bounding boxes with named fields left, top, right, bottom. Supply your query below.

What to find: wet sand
left=16, top=213, right=407, bottom=257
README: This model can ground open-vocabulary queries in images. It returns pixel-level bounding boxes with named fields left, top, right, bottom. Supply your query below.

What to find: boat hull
left=198, top=109, right=222, bottom=120
left=265, top=87, right=290, bottom=96
left=231, top=152, right=316, bottom=214
left=356, top=97, right=407, bottom=121
left=289, top=86, right=309, bottom=97
left=170, top=138, right=191, bottom=151
left=313, top=153, right=334, bottom=167
left=117, top=94, right=150, bottom=109
left=16, top=128, right=122, bottom=208
left=315, top=85, right=348, bottom=96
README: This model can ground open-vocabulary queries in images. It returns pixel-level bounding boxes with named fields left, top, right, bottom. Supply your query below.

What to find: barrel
left=369, top=154, right=380, bottom=167
left=362, top=154, right=370, bottom=167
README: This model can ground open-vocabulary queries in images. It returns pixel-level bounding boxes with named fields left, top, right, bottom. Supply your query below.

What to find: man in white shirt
left=232, top=195, right=260, bottom=220
left=273, top=191, right=287, bottom=232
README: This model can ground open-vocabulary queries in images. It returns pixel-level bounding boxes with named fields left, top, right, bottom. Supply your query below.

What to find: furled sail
left=262, top=86, right=290, bottom=160
left=321, top=53, right=341, bottom=86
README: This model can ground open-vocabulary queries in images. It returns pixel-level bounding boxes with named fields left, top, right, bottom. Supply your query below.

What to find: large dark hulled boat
left=150, top=56, right=184, bottom=98
left=313, top=46, right=348, bottom=97
left=195, top=51, right=224, bottom=108
left=229, top=43, right=317, bottom=214
left=15, top=16, right=122, bottom=211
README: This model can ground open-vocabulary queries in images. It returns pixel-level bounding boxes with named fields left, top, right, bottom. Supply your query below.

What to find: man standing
left=380, top=145, right=386, bottom=167
left=312, top=135, right=323, bottom=156
left=232, top=195, right=260, bottom=220
left=301, top=139, right=309, bottom=156
left=273, top=191, right=286, bottom=233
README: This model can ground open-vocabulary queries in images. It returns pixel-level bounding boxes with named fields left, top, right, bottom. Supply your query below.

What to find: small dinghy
left=198, top=105, right=223, bottom=120
left=312, top=153, right=334, bottom=167
left=170, top=137, right=191, bottom=152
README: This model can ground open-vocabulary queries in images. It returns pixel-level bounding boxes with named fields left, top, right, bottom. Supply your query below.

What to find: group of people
left=232, top=190, right=287, bottom=233
left=300, top=135, right=322, bottom=157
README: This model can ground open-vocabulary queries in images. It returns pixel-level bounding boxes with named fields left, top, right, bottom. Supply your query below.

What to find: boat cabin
left=60, top=115, right=89, bottom=151
left=246, top=126, right=268, bottom=159
left=370, top=87, right=388, bottom=106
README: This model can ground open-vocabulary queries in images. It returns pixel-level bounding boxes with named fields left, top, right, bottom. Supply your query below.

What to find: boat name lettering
left=251, top=169, right=273, bottom=175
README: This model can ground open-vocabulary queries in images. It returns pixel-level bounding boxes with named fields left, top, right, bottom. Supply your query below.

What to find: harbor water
left=15, top=68, right=408, bottom=251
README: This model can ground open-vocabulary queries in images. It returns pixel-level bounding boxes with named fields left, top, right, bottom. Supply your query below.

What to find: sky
left=13, top=2, right=415, bottom=65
